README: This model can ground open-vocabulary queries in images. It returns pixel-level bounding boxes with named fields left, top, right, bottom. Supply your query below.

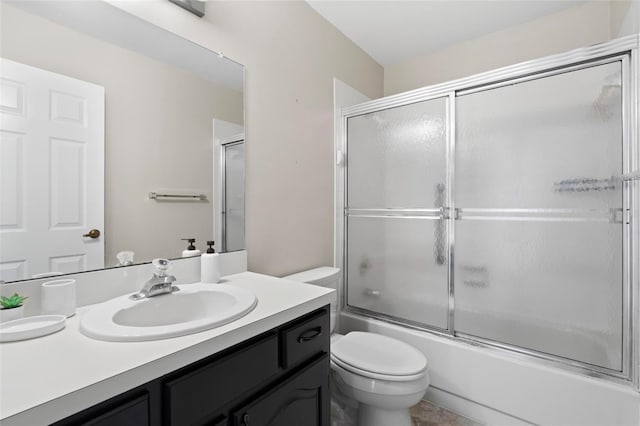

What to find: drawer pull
left=297, top=326, right=322, bottom=343
left=242, top=413, right=250, bottom=425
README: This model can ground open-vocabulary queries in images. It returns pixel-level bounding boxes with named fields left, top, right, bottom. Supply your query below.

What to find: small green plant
left=1, top=293, right=28, bottom=309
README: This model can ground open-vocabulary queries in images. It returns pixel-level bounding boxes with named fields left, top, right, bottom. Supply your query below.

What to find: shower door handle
left=435, top=207, right=449, bottom=265
left=434, top=184, right=448, bottom=265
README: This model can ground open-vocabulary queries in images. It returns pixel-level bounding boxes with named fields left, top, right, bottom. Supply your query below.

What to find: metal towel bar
left=148, top=192, right=207, bottom=201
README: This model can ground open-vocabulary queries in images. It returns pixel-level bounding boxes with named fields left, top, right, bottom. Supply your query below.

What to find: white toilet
left=284, top=267, right=430, bottom=426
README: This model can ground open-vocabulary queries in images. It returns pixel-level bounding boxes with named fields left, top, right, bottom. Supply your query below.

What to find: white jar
left=41, top=279, right=76, bottom=317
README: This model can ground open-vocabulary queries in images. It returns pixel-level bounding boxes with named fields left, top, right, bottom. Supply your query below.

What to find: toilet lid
left=331, top=355, right=427, bottom=382
left=331, top=332, right=427, bottom=377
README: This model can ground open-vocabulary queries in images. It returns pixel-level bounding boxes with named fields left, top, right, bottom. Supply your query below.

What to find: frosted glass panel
left=347, top=98, right=447, bottom=208
left=455, top=219, right=623, bottom=371
left=457, top=62, right=622, bottom=210
left=344, top=58, right=628, bottom=374
left=454, top=61, right=624, bottom=371
left=224, top=142, right=245, bottom=252
left=347, top=216, right=448, bottom=329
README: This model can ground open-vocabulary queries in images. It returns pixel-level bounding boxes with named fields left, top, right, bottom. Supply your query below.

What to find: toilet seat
left=331, top=354, right=427, bottom=382
left=331, top=332, right=428, bottom=382
left=331, top=359, right=430, bottom=398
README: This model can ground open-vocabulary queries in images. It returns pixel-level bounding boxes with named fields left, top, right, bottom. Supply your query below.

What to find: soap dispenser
left=200, top=240, right=220, bottom=283
left=181, top=238, right=201, bottom=257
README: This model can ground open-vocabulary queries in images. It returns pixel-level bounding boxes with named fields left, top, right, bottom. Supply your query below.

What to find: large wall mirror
left=0, top=1, right=245, bottom=282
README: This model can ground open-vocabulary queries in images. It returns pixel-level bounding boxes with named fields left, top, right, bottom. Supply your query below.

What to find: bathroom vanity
left=0, top=273, right=334, bottom=426
left=56, top=307, right=329, bottom=426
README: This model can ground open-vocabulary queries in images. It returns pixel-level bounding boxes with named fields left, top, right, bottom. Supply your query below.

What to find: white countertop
left=0, top=272, right=335, bottom=425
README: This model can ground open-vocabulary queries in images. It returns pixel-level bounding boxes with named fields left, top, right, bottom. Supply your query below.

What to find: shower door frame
left=337, top=34, right=639, bottom=387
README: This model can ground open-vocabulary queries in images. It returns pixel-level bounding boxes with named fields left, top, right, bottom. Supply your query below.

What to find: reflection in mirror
left=0, top=1, right=245, bottom=282
left=215, top=131, right=245, bottom=253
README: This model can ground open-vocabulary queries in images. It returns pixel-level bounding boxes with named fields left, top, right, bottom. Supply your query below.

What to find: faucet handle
left=152, top=258, right=170, bottom=276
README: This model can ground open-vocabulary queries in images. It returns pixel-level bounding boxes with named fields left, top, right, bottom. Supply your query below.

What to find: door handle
left=83, top=229, right=101, bottom=239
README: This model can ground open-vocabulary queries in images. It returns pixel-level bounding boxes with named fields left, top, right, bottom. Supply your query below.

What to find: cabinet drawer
left=83, top=394, right=149, bottom=426
left=233, top=353, right=330, bottom=426
left=164, top=332, right=279, bottom=426
left=280, top=308, right=329, bottom=369
left=52, top=393, right=149, bottom=426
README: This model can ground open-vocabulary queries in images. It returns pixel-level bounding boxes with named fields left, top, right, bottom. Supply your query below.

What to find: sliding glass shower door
left=346, top=97, right=450, bottom=330
left=455, top=61, right=624, bottom=371
left=343, top=52, right=631, bottom=375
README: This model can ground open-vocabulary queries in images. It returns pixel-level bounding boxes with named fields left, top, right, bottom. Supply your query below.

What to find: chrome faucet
left=130, top=258, right=179, bottom=300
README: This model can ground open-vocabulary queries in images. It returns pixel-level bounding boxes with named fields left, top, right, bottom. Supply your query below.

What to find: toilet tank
left=283, top=267, right=340, bottom=332
left=283, top=266, right=340, bottom=288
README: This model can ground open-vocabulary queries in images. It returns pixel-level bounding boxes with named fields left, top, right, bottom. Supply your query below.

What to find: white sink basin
left=80, top=283, right=257, bottom=342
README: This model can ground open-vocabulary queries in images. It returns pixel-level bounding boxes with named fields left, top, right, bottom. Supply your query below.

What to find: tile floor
left=410, top=400, right=483, bottom=426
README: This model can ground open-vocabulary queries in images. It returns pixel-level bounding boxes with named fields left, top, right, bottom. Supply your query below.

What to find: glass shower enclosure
left=340, top=36, right=638, bottom=381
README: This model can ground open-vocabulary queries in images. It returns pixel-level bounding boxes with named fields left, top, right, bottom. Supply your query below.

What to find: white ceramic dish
left=0, top=315, right=66, bottom=342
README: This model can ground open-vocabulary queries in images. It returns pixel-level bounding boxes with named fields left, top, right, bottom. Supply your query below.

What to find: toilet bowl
left=284, top=268, right=430, bottom=426
left=330, top=332, right=429, bottom=426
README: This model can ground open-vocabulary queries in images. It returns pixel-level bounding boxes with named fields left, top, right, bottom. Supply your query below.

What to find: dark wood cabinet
left=164, top=332, right=280, bottom=425
left=53, top=391, right=153, bottom=426
left=232, top=354, right=329, bottom=426
left=85, top=394, right=150, bottom=426
left=280, top=309, right=328, bottom=370
left=53, top=306, right=330, bottom=426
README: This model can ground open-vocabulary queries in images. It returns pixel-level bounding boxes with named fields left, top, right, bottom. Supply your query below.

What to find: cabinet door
left=164, top=332, right=279, bottom=426
left=233, top=354, right=329, bottom=426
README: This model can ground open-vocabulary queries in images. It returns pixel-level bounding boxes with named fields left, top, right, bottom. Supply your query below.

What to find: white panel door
left=0, top=59, right=104, bottom=281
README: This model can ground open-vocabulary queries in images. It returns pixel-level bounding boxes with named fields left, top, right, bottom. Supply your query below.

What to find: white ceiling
left=307, top=0, right=588, bottom=66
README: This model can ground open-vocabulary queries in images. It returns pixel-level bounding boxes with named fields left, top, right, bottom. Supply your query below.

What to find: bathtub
left=339, top=311, right=640, bottom=425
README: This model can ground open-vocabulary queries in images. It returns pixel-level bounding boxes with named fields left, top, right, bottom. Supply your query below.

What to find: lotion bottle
left=181, top=238, right=201, bottom=257
left=200, top=240, right=220, bottom=283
